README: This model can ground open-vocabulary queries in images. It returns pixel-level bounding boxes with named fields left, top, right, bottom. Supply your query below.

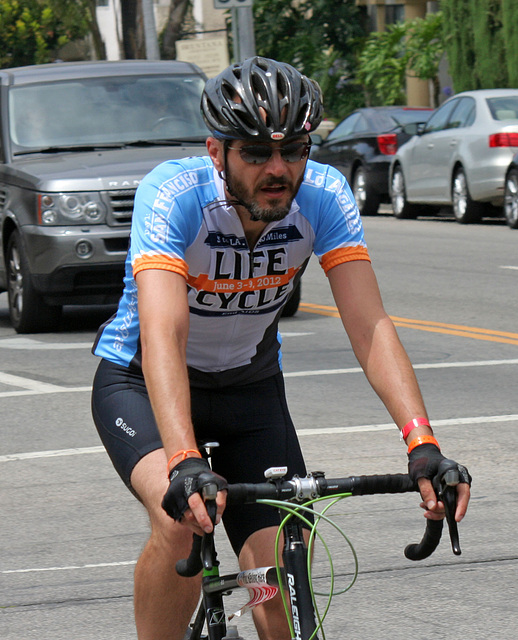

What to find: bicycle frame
left=181, top=462, right=463, bottom=640
left=185, top=508, right=318, bottom=640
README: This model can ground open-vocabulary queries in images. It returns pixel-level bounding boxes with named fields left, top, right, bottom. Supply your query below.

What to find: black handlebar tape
left=226, top=474, right=417, bottom=504
left=176, top=533, right=203, bottom=577
left=226, top=482, right=282, bottom=505
left=324, top=474, right=415, bottom=496
left=404, top=519, right=444, bottom=560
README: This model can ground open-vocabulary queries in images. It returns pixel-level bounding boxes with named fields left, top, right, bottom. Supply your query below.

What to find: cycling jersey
left=93, top=156, right=370, bottom=387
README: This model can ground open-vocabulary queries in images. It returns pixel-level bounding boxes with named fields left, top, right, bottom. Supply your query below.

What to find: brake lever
left=433, top=460, right=462, bottom=556
left=200, top=482, right=218, bottom=571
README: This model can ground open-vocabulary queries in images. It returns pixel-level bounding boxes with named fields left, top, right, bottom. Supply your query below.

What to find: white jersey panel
left=93, top=156, right=369, bottom=387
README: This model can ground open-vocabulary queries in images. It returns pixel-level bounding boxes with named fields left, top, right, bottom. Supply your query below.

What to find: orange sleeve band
left=133, top=254, right=189, bottom=280
left=320, top=246, right=371, bottom=274
left=407, top=435, right=440, bottom=454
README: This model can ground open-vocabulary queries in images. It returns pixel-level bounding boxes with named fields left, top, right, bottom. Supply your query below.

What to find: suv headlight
left=38, top=193, right=107, bottom=225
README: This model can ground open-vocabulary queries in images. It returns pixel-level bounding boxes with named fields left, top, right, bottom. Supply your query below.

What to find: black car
left=311, top=106, right=433, bottom=215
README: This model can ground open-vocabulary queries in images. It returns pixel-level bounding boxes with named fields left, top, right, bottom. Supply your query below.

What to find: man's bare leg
left=238, top=527, right=293, bottom=640
left=131, top=448, right=201, bottom=640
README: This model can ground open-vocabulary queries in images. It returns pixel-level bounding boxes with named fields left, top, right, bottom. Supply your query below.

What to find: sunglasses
left=227, top=140, right=311, bottom=165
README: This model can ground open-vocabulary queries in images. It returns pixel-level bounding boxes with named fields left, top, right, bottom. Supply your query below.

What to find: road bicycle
left=178, top=453, right=463, bottom=640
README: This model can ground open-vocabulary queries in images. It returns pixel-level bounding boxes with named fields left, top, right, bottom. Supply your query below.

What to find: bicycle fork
left=282, top=519, right=319, bottom=640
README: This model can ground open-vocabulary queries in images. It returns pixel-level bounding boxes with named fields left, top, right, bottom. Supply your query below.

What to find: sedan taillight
left=377, top=133, right=398, bottom=155
left=489, top=132, right=518, bottom=147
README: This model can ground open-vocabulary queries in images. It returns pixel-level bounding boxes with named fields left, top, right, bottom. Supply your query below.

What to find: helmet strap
left=220, top=142, right=261, bottom=220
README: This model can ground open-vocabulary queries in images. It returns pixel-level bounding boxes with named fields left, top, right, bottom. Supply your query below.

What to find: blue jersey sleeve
left=298, top=160, right=370, bottom=272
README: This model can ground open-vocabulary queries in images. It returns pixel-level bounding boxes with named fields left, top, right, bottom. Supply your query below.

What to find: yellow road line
left=299, top=303, right=518, bottom=346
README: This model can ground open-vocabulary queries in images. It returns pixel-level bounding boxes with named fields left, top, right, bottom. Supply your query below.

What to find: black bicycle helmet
left=201, top=56, right=323, bottom=142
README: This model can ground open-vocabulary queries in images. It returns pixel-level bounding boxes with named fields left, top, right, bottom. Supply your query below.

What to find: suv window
left=9, top=74, right=208, bottom=152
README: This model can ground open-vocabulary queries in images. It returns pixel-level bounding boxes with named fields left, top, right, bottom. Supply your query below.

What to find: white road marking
left=2, top=412, right=517, bottom=576
left=2, top=560, right=137, bottom=574
left=280, top=332, right=314, bottom=337
left=0, top=446, right=105, bottom=462
left=284, top=358, right=518, bottom=377
left=0, top=371, right=90, bottom=397
left=0, top=337, right=92, bottom=349
left=0, top=334, right=310, bottom=350
left=500, top=265, right=518, bottom=270
left=1, top=358, right=517, bottom=398
left=2, top=413, right=517, bottom=465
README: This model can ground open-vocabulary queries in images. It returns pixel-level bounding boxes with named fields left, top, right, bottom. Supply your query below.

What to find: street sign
left=214, top=0, right=252, bottom=8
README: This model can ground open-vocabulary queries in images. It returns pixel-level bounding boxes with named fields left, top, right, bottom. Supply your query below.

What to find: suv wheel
left=7, top=231, right=62, bottom=333
left=352, top=166, right=380, bottom=215
left=452, top=167, right=484, bottom=224
left=504, top=168, right=518, bottom=229
left=390, top=166, right=419, bottom=219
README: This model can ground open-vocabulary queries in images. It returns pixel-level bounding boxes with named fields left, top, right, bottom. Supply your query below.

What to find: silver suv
left=0, top=60, right=208, bottom=332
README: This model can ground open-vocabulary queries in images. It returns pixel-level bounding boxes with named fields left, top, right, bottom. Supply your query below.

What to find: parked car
left=310, top=106, right=433, bottom=215
left=0, top=60, right=303, bottom=332
left=389, top=89, right=518, bottom=223
left=0, top=60, right=210, bottom=332
left=503, top=153, right=518, bottom=229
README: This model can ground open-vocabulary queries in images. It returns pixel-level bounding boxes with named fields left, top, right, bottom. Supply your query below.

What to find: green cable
left=257, top=494, right=359, bottom=640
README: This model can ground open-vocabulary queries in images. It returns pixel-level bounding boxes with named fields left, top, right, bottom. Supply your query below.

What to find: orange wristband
left=407, top=435, right=440, bottom=454
left=167, top=449, right=202, bottom=471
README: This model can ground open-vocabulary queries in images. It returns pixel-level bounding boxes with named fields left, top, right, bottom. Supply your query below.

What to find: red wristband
left=407, top=435, right=440, bottom=454
left=400, top=417, right=431, bottom=441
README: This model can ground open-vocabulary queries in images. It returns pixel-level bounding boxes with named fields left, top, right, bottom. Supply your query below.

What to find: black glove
left=162, top=457, right=228, bottom=522
left=408, top=443, right=472, bottom=486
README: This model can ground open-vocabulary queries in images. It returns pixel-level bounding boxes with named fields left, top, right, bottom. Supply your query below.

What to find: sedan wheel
left=352, top=166, right=379, bottom=215
left=452, top=167, right=483, bottom=224
left=7, top=231, right=62, bottom=333
left=504, top=168, right=518, bottom=229
left=390, top=166, right=418, bottom=219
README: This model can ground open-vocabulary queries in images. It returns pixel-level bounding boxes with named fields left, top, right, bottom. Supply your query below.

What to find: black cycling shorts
left=91, top=358, right=308, bottom=555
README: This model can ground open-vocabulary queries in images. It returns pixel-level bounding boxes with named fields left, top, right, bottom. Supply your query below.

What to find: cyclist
left=91, top=57, right=471, bottom=640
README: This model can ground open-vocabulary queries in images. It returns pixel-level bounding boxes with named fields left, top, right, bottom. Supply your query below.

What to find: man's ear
left=206, top=137, right=225, bottom=172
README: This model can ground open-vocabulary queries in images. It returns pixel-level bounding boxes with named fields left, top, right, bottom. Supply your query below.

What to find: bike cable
left=258, top=494, right=358, bottom=640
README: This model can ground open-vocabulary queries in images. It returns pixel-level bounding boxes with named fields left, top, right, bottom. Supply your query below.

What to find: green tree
left=502, top=0, right=518, bottom=86
left=441, top=0, right=518, bottom=91
left=356, top=13, right=444, bottom=107
left=440, top=0, right=475, bottom=91
left=355, top=22, right=408, bottom=106
left=253, top=0, right=367, bottom=120
left=405, top=12, right=445, bottom=106
left=0, top=0, right=92, bottom=68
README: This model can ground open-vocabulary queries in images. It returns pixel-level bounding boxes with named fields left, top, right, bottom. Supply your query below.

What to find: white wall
left=96, top=0, right=226, bottom=61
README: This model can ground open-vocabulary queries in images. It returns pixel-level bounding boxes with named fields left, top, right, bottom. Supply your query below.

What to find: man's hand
left=408, top=443, right=471, bottom=522
left=162, top=458, right=228, bottom=535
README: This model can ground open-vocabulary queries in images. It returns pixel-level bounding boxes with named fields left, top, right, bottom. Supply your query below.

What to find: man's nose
left=264, top=148, right=288, bottom=173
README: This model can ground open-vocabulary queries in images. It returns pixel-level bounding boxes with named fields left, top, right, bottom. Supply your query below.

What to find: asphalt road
left=1, top=213, right=517, bottom=639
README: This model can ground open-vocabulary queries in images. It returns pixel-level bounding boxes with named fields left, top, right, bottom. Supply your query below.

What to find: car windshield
left=9, top=74, right=208, bottom=152
left=486, top=96, right=518, bottom=121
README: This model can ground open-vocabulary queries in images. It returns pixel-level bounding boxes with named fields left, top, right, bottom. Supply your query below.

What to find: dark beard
left=225, top=170, right=303, bottom=222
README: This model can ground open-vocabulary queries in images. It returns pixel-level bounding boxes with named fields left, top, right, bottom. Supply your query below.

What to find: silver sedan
left=389, top=89, right=518, bottom=223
